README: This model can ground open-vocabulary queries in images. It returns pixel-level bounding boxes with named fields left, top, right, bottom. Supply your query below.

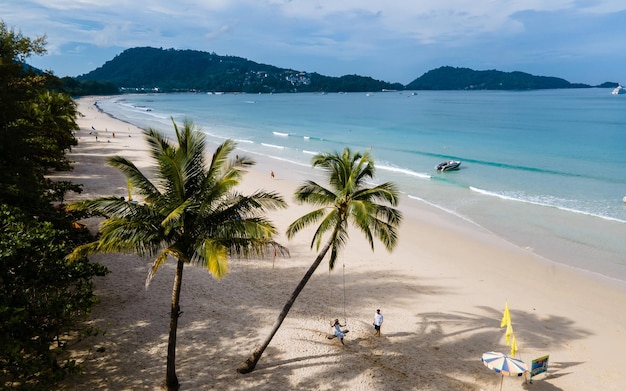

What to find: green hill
left=76, top=48, right=604, bottom=93
left=405, top=66, right=591, bottom=90
left=77, top=47, right=403, bottom=93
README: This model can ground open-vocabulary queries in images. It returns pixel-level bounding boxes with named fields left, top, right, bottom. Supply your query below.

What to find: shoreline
left=54, top=96, right=626, bottom=391
left=93, top=93, right=626, bottom=285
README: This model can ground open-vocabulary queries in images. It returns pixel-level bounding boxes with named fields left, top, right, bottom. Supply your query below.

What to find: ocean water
left=94, top=89, right=626, bottom=282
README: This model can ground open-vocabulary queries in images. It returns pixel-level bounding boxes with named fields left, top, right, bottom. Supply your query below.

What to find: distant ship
left=611, top=84, right=625, bottom=95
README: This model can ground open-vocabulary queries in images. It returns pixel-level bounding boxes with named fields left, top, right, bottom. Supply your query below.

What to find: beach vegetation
left=66, top=121, right=288, bottom=390
left=1, top=21, right=112, bottom=389
left=0, top=21, right=80, bottom=213
left=51, top=76, right=119, bottom=97
left=0, top=205, right=108, bottom=390
left=238, top=147, right=402, bottom=373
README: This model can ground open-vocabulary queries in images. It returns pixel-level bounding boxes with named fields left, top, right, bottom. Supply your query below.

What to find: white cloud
left=2, top=0, right=626, bottom=82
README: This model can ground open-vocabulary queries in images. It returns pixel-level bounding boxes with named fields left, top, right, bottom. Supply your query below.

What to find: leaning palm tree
left=67, top=119, right=287, bottom=390
left=238, top=147, right=402, bottom=373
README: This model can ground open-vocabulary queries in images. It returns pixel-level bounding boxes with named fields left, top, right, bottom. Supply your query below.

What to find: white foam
left=261, top=143, right=284, bottom=149
left=469, top=187, right=626, bottom=224
left=407, top=195, right=480, bottom=226
left=379, top=164, right=431, bottom=180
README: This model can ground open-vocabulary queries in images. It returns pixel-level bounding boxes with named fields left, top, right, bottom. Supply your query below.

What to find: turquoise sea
left=95, top=89, right=626, bottom=283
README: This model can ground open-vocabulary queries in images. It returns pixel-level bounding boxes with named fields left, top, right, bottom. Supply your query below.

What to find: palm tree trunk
left=164, top=259, right=184, bottom=390
left=237, top=239, right=333, bottom=374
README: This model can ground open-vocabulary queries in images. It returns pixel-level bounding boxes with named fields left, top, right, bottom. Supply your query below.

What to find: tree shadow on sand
left=58, top=248, right=595, bottom=391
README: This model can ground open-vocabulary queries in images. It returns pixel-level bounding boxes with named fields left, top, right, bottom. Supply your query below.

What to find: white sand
left=54, top=97, right=626, bottom=391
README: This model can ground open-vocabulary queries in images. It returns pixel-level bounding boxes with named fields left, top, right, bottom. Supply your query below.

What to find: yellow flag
left=505, top=323, right=514, bottom=345
left=510, top=335, right=518, bottom=356
left=127, top=179, right=133, bottom=201
left=500, top=302, right=511, bottom=328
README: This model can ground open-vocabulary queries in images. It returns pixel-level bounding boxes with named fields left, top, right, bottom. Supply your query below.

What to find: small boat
left=436, top=160, right=461, bottom=171
left=611, top=85, right=625, bottom=95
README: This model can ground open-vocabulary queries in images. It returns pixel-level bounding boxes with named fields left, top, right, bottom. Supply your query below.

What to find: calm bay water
left=95, top=89, right=626, bottom=282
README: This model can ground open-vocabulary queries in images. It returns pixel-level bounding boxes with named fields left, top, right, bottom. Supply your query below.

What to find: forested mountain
left=406, top=66, right=591, bottom=90
left=77, top=47, right=403, bottom=93
left=76, top=47, right=604, bottom=93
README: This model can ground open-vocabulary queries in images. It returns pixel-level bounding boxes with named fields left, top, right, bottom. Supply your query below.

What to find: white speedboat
left=611, top=85, right=625, bottom=95
left=435, top=160, right=461, bottom=171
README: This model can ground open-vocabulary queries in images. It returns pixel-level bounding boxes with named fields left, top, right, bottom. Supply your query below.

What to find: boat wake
left=378, top=164, right=431, bottom=180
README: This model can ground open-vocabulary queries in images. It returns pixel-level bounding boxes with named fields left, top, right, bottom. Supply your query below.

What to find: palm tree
left=237, top=147, right=402, bottom=373
left=68, top=119, right=288, bottom=390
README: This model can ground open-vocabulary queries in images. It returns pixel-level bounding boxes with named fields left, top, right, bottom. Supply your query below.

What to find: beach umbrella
left=481, top=351, right=528, bottom=390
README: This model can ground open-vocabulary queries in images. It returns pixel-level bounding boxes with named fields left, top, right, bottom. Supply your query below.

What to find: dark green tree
left=0, top=21, right=79, bottom=213
left=68, top=120, right=288, bottom=390
left=0, top=204, right=108, bottom=390
left=1, top=21, right=115, bottom=390
left=238, top=147, right=402, bottom=373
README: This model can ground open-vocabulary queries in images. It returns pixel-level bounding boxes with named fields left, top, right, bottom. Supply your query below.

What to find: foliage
left=0, top=21, right=80, bottom=215
left=287, top=148, right=402, bottom=268
left=67, top=121, right=287, bottom=390
left=76, top=47, right=403, bottom=93
left=50, top=77, right=119, bottom=97
left=0, top=20, right=106, bottom=390
left=238, top=147, right=402, bottom=373
left=405, top=66, right=591, bottom=90
left=0, top=204, right=108, bottom=390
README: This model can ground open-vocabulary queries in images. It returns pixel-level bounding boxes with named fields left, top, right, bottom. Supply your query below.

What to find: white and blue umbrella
left=481, top=351, right=528, bottom=390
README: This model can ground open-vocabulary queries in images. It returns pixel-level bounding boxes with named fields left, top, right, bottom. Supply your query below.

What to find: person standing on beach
left=373, top=309, right=383, bottom=337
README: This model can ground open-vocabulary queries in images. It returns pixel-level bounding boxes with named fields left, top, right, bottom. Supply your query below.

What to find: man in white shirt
left=373, top=309, right=383, bottom=337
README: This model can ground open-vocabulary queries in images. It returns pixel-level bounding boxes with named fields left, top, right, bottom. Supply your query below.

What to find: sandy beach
left=53, top=96, right=626, bottom=391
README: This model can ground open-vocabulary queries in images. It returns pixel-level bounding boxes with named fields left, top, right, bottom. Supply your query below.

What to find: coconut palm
left=238, top=147, right=402, bottom=373
left=68, top=119, right=287, bottom=390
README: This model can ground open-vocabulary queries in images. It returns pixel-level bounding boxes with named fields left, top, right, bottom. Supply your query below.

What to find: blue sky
left=3, top=1, right=626, bottom=85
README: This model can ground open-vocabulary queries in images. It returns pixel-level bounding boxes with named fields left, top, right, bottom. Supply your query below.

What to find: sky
left=3, top=1, right=626, bottom=85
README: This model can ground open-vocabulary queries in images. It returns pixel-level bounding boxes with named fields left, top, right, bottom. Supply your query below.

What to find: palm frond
left=369, top=214, right=401, bottom=251
left=293, top=181, right=337, bottom=205
left=107, top=156, right=160, bottom=201
left=97, top=217, right=164, bottom=256
left=207, top=139, right=237, bottom=180
left=286, top=208, right=326, bottom=239
left=349, top=200, right=375, bottom=249
left=157, top=147, right=186, bottom=201
left=228, top=190, right=287, bottom=217
left=197, top=239, right=229, bottom=279
left=328, top=223, right=348, bottom=270
left=309, top=210, right=340, bottom=251
left=65, top=241, right=101, bottom=262
left=161, top=198, right=192, bottom=235
left=354, top=182, right=400, bottom=206
left=146, top=251, right=170, bottom=287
